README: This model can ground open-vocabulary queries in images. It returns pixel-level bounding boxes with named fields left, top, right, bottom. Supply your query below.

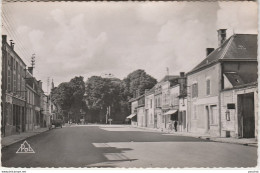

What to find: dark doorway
left=21, top=107, right=25, bottom=132
left=183, top=111, right=186, bottom=130
left=154, top=113, right=157, bottom=128
left=238, top=92, right=255, bottom=138
left=206, top=106, right=210, bottom=132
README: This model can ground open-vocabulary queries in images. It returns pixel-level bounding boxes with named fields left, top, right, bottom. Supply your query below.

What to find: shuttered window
left=206, top=79, right=210, bottom=95
left=192, top=83, right=198, bottom=98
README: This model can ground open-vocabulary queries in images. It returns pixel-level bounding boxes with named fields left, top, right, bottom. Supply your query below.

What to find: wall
left=145, top=93, right=155, bottom=128
left=137, top=106, right=145, bottom=127
left=220, top=85, right=258, bottom=138
left=187, top=63, right=221, bottom=136
left=1, top=36, right=27, bottom=136
left=179, top=98, right=187, bottom=132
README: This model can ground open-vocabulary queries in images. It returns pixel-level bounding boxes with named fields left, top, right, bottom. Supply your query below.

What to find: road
left=1, top=125, right=257, bottom=168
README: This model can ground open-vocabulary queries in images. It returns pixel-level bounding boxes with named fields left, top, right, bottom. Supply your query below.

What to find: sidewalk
left=1, top=127, right=49, bottom=148
left=132, top=126, right=258, bottom=147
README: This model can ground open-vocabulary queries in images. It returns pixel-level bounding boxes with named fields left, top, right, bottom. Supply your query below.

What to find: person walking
left=174, top=120, right=178, bottom=132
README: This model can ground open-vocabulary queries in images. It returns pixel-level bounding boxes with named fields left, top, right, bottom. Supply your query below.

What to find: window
left=192, top=83, right=198, bottom=98
left=206, top=79, right=210, bottom=95
left=150, top=99, right=152, bottom=108
left=7, top=67, right=11, bottom=91
left=13, top=72, right=16, bottom=92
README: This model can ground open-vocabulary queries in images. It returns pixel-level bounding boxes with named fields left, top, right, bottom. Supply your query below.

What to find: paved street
left=2, top=125, right=257, bottom=168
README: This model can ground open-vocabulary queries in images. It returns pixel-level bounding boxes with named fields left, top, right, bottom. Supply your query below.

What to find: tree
left=85, top=76, right=129, bottom=123
left=51, top=76, right=85, bottom=122
left=123, top=69, right=157, bottom=99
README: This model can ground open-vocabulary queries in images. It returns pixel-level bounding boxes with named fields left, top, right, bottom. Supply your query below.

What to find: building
left=136, top=94, right=145, bottom=127
left=178, top=72, right=188, bottom=132
left=187, top=29, right=257, bottom=137
left=25, top=69, right=42, bottom=130
left=127, top=99, right=138, bottom=126
left=40, top=92, right=51, bottom=128
left=145, top=88, right=155, bottom=128
left=1, top=35, right=27, bottom=136
left=48, top=79, right=57, bottom=121
left=155, top=75, right=180, bottom=130
left=220, top=81, right=258, bottom=139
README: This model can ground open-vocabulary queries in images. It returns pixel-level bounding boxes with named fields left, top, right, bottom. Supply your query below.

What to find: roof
left=145, top=86, right=155, bottom=96
left=159, top=75, right=179, bottom=83
left=224, top=72, right=244, bottom=86
left=189, top=34, right=257, bottom=74
left=222, top=81, right=258, bottom=92
left=128, top=94, right=145, bottom=103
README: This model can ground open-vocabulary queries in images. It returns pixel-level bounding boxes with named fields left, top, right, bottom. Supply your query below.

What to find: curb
left=131, top=125, right=258, bottom=147
left=1, top=129, right=50, bottom=149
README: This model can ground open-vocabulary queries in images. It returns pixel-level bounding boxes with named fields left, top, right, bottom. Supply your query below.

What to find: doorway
left=205, top=106, right=210, bottom=132
left=238, top=92, right=255, bottom=138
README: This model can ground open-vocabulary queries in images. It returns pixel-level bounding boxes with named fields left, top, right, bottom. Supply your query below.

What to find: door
left=238, top=93, right=255, bottom=138
left=154, top=113, right=157, bottom=128
left=145, top=110, right=148, bottom=127
left=183, top=111, right=186, bottom=130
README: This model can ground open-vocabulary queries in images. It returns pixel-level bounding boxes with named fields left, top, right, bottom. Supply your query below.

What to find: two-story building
left=136, top=94, right=145, bottom=127
left=127, top=98, right=138, bottom=126
left=145, top=88, right=155, bottom=128
left=187, top=29, right=257, bottom=137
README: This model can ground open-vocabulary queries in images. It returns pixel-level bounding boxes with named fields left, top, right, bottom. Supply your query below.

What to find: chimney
left=10, top=40, right=15, bottom=50
left=38, top=80, right=43, bottom=89
left=206, top=48, right=214, bottom=56
left=2, top=35, right=7, bottom=43
left=28, top=67, right=33, bottom=75
left=180, top=72, right=185, bottom=78
left=217, top=29, right=227, bottom=46
left=179, top=72, right=187, bottom=97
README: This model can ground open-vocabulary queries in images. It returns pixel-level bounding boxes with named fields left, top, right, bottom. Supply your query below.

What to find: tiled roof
left=224, top=72, right=244, bottom=86
left=189, top=34, right=257, bottom=74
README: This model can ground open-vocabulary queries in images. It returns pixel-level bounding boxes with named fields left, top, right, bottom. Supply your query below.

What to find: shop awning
left=126, top=114, right=136, bottom=119
left=163, top=110, right=178, bottom=115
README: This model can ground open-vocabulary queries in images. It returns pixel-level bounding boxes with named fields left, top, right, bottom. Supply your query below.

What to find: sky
left=2, top=1, right=258, bottom=93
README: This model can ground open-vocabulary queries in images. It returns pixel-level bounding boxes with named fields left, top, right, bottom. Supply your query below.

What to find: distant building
left=155, top=75, right=180, bottom=130
left=127, top=98, right=138, bottom=126
left=187, top=29, right=257, bottom=137
left=25, top=69, right=42, bottom=130
left=48, top=79, right=57, bottom=121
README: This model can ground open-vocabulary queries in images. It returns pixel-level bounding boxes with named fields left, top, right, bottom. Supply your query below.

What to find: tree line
left=50, top=69, right=157, bottom=124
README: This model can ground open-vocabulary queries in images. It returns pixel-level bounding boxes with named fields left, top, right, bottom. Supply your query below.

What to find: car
left=51, top=119, right=63, bottom=128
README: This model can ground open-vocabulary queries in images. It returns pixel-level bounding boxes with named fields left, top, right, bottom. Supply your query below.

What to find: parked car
left=51, top=119, right=63, bottom=129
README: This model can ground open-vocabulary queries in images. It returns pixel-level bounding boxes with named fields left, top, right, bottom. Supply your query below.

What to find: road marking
left=104, top=153, right=129, bottom=161
left=92, top=143, right=110, bottom=148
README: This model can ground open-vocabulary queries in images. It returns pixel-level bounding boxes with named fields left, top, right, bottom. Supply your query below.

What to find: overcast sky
left=2, top=1, right=257, bottom=93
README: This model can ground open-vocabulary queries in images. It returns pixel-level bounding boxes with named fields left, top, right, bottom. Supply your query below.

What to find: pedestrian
left=174, top=121, right=178, bottom=132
